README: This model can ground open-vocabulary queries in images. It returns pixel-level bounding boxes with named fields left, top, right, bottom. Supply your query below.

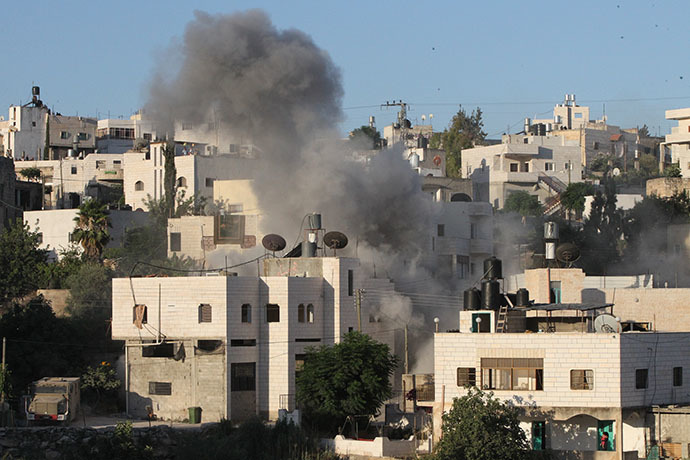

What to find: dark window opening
left=231, top=362, right=255, bottom=392
left=197, top=340, right=223, bottom=352
left=266, top=304, right=280, bottom=323
left=169, top=232, right=181, bottom=252
left=348, top=269, right=354, bottom=297
left=205, top=177, right=214, bottom=187
left=214, top=215, right=245, bottom=244
left=673, top=367, right=683, bottom=387
left=241, top=304, right=251, bottom=323
left=437, top=224, right=445, bottom=237
left=133, top=304, right=147, bottom=325
left=142, top=343, right=175, bottom=358
left=456, top=367, right=476, bottom=387
left=295, top=338, right=321, bottom=343
left=635, top=369, right=648, bottom=389
left=570, top=369, right=594, bottom=390
left=148, top=382, right=172, bottom=395
left=298, top=303, right=305, bottom=323
left=532, top=421, right=545, bottom=451
left=198, top=303, right=212, bottom=323
left=71, top=166, right=77, bottom=175
left=230, top=339, right=256, bottom=347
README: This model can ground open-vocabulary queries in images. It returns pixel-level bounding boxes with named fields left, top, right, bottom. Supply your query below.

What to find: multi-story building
left=111, top=255, right=397, bottom=422
left=661, top=108, right=690, bottom=177
left=96, top=112, right=158, bottom=154
left=123, top=141, right=256, bottom=210
left=15, top=154, right=124, bottom=209
left=461, top=134, right=581, bottom=211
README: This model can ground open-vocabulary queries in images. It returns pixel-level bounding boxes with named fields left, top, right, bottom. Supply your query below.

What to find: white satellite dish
left=421, top=114, right=426, bottom=121
left=594, top=313, right=621, bottom=333
left=429, top=114, right=434, bottom=119
left=612, top=168, right=621, bottom=177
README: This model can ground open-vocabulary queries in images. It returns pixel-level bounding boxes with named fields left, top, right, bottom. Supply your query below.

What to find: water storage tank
left=464, top=288, right=481, bottom=311
left=483, top=257, right=502, bottom=280
left=409, top=153, right=419, bottom=168
left=308, top=213, right=322, bottom=230
left=516, top=288, right=530, bottom=307
left=544, top=222, right=559, bottom=240
left=481, top=280, right=501, bottom=310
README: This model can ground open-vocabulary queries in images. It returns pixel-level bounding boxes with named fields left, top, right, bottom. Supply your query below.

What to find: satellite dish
left=612, top=167, right=621, bottom=177
left=556, top=242, right=581, bottom=265
left=262, top=234, right=286, bottom=253
left=594, top=314, right=621, bottom=333
left=421, top=115, right=426, bottom=121
left=323, top=231, right=348, bottom=254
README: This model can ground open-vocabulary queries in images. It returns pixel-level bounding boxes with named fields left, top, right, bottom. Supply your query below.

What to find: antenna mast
left=381, top=100, right=410, bottom=143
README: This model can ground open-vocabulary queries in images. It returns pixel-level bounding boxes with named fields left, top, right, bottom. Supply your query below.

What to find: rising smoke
left=146, top=10, right=453, bottom=372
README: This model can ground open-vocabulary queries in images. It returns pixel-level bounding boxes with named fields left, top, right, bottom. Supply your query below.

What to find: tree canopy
left=349, top=126, right=382, bottom=150
left=560, top=182, right=595, bottom=217
left=0, top=220, right=47, bottom=305
left=295, top=331, right=398, bottom=432
left=503, top=191, right=543, bottom=217
left=433, top=387, right=530, bottom=460
left=441, top=107, right=486, bottom=177
left=72, top=200, right=111, bottom=259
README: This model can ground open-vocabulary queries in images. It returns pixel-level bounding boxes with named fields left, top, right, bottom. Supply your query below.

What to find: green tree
left=349, top=126, right=382, bottom=149
left=638, top=124, right=650, bottom=138
left=503, top=191, right=543, bottom=217
left=638, top=153, right=658, bottom=177
left=560, top=182, right=595, bottom=219
left=163, top=142, right=177, bottom=218
left=296, top=331, right=399, bottom=433
left=82, top=361, right=121, bottom=412
left=0, top=220, right=47, bottom=305
left=18, top=167, right=42, bottom=181
left=441, top=106, right=486, bottom=177
left=433, top=387, right=530, bottom=460
left=581, top=178, right=623, bottom=273
left=72, top=200, right=111, bottom=259
left=663, top=163, right=682, bottom=177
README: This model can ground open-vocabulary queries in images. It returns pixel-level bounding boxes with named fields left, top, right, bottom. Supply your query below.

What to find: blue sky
left=2, top=0, right=689, bottom=138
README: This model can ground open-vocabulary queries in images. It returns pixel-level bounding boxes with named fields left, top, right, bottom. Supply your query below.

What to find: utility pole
left=380, top=100, right=409, bottom=144
left=355, top=289, right=363, bottom=332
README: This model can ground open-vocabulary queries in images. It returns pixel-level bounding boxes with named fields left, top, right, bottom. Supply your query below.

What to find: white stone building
left=661, top=108, right=690, bottom=177
left=461, top=135, right=581, bottom=211
left=24, top=208, right=149, bottom=260
left=97, top=113, right=158, bottom=154
left=111, top=256, right=397, bottom=422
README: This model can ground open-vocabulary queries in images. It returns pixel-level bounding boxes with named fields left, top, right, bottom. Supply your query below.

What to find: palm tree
left=72, top=200, right=111, bottom=259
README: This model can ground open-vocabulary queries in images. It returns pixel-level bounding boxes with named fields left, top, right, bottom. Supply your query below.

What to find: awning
left=610, top=134, right=622, bottom=141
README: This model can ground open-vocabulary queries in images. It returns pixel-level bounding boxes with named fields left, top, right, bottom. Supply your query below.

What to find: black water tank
left=516, top=288, right=530, bottom=307
left=464, top=288, right=481, bottom=311
left=481, top=280, right=501, bottom=310
left=483, top=257, right=502, bottom=280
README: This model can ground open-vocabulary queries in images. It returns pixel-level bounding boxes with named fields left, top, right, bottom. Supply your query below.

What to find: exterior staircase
left=537, top=173, right=568, bottom=216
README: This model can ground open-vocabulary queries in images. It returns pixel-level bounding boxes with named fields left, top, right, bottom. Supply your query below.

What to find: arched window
left=177, top=176, right=187, bottom=187
left=241, top=304, right=251, bottom=323
left=135, top=180, right=144, bottom=191
left=307, top=304, right=314, bottom=323
left=298, top=303, right=305, bottom=323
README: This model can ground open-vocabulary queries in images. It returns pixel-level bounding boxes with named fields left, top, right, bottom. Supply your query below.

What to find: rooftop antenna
left=380, top=100, right=410, bottom=143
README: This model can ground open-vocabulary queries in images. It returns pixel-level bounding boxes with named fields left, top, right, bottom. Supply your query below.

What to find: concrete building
left=111, top=256, right=397, bottom=422
left=24, top=208, right=149, bottom=260
left=15, top=154, right=124, bottom=209
left=167, top=179, right=261, bottom=261
left=96, top=113, right=158, bottom=154
left=461, top=134, right=581, bottom=211
left=0, top=157, right=21, bottom=229
left=660, top=108, right=690, bottom=177
left=123, top=142, right=255, bottom=210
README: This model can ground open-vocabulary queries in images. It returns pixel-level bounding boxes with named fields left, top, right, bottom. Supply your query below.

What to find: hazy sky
left=2, top=0, right=689, bottom=138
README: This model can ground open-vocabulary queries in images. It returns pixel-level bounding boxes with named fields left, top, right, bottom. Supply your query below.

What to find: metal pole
left=404, top=325, right=409, bottom=374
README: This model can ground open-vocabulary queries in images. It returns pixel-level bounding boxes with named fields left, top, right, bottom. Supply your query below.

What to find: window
left=182, top=123, right=193, bottom=130
left=635, top=369, right=648, bottom=389
left=266, top=304, right=280, bottom=322
left=230, top=339, right=256, bottom=347
left=470, top=223, right=477, bottom=239
left=597, top=420, right=615, bottom=451
left=60, top=131, right=69, bottom=139
left=549, top=281, right=561, bottom=303
left=77, top=132, right=88, bottom=141
left=228, top=204, right=243, bottom=213
left=148, top=382, right=172, bottom=395
left=133, top=304, right=148, bottom=325
left=437, top=224, right=445, bottom=237
left=36, top=233, right=43, bottom=245
left=456, top=255, right=469, bottom=279
left=176, top=176, right=187, bottom=187
left=70, top=166, right=77, bottom=175
left=523, top=137, right=529, bottom=144
left=169, top=232, right=181, bottom=252
left=145, top=151, right=151, bottom=160
left=545, top=162, right=554, bottom=171
left=481, top=358, right=544, bottom=391
left=143, top=133, right=152, bottom=141
left=231, top=362, right=255, bottom=392
left=241, top=304, right=251, bottom=323
left=214, top=215, right=245, bottom=244
left=135, top=180, right=144, bottom=191
left=532, top=421, right=545, bottom=451
left=570, top=369, right=594, bottom=390
left=348, top=269, right=354, bottom=296
left=307, top=304, right=314, bottom=323
left=521, top=162, right=529, bottom=172
left=298, top=303, right=305, bottom=323
left=198, top=303, right=212, bottom=323
left=295, top=338, right=321, bottom=342
left=574, top=112, right=583, bottom=119
left=456, top=367, right=476, bottom=387
left=673, top=367, right=683, bottom=387
left=205, top=177, right=214, bottom=187
left=95, top=160, right=106, bottom=170
left=295, top=354, right=306, bottom=376
left=142, top=343, right=175, bottom=357
left=510, top=163, right=518, bottom=172
left=197, top=340, right=223, bottom=353
left=471, top=313, right=491, bottom=333
left=32, top=121, right=36, bottom=127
